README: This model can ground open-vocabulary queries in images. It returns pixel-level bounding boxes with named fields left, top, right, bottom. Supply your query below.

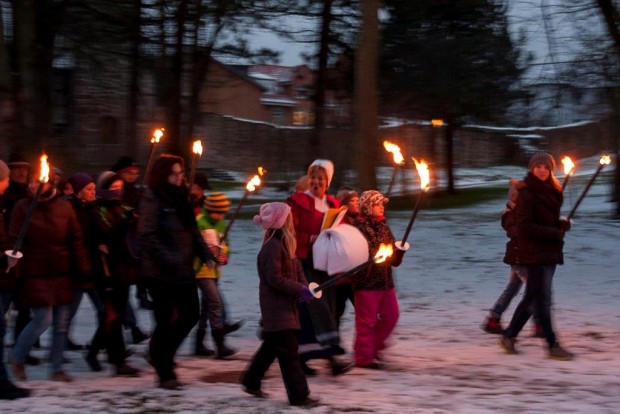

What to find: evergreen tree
left=380, top=0, right=526, bottom=192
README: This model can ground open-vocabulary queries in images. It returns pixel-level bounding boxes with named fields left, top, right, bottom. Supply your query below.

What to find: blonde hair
left=263, top=212, right=297, bottom=259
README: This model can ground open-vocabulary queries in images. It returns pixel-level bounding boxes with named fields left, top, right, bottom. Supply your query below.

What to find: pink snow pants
left=353, top=288, right=399, bottom=366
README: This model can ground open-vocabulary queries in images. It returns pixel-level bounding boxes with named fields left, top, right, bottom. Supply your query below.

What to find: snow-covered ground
left=2, top=159, right=619, bottom=413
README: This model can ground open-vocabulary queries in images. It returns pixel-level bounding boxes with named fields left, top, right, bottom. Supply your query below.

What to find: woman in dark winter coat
left=0, top=159, right=30, bottom=400
left=499, top=152, right=573, bottom=360
left=137, top=154, right=217, bottom=390
left=65, top=172, right=105, bottom=350
left=9, top=165, right=91, bottom=382
left=241, top=202, right=318, bottom=407
left=85, top=171, right=141, bottom=376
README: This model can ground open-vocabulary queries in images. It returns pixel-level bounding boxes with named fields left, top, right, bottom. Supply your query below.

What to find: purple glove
left=299, top=286, right=315, bottom=303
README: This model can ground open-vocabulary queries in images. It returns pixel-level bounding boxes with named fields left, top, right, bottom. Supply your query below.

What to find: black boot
left=223, top=320, right=244, bottom=335
left=0, top=379, right=31, bottom=400
left=194, top=329, right=215, bottom=357
left=212, top=329, right=237, bottom=359
left=131, top=327, right=150, bottom=344
left=329, top=356, right=354, bottom=376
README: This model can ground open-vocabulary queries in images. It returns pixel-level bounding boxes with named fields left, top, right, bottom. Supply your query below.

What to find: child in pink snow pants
left=352, top=190, right=401, bottom=368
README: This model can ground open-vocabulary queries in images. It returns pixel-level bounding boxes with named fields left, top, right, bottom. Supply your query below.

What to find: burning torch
left=561, top=156, right=575, bottom=191
left=394, top=158, right=431, bottom=258
left=142, top=128, right=164, bottom=185
left=383, top=141, right=405, bottom=198
left=565, top=155, right=611, bottom=221
left=220, top=167, right=266, bottom=242
left=188, top=139, right=203, bottom=190
left=308, top=243, right=394, bottom=299
left=5, top=153, right=50, bottom=272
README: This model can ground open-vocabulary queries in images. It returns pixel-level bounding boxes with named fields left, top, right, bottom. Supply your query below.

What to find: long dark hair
left=147, top=153, right=196, bottom=228
left=147, top=154, right=184, bottom=192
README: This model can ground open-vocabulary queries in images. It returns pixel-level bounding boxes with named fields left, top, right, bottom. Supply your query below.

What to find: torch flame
left=151, top=128, right=164, bottom=143
left=258, top=166, right=266, bottom=176
left=192, top=140, right=203, bottom=156
left=383, top=141, right=404, bottom=165
left=373, top=243, right=394, bottom=264
left=39, top=154, right=50, bottom=183
left=412, top=157, right=430, bottom=192
left=561, top=156, right=574, bottom=176
left=246, top=175, right=261, bottom=192
left=600, top=155, right=611, bottom=165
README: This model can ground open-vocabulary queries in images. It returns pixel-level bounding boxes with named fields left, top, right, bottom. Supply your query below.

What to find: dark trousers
left=335, top=282, right=355, bottom=329
left=242, top=330, right=309, bottom=405
left=90, top=284, right=129, bottom=365
left=146, top=278, right=198, bottom=383
left=505, top=265, right=557, bottom=347
left=0, top=290, right=12, bottom=381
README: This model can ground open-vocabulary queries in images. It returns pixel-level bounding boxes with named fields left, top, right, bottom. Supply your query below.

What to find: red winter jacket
left=286, top=192, right=339, bottom=260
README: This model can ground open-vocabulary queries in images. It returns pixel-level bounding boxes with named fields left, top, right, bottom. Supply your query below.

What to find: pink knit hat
left=253, top=202, right=291, bottom=230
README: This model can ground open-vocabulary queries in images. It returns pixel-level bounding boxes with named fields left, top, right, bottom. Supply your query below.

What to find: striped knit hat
left=204, top=192, right=231, bottom=213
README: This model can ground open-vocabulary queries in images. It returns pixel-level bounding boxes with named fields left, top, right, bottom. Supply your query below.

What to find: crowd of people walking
left=0, top=150, right=575, bottom=405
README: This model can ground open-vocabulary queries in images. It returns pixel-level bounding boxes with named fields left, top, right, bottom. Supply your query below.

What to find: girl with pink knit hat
left=241, top=202, right=318, bottom=407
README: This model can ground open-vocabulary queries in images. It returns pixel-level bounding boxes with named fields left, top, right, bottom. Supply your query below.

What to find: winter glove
left=299, top=286, right=315, bottom=303
left=559, top=218, right=571, bottom=232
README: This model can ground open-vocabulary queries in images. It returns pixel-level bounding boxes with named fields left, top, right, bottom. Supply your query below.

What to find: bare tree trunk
left=354, top=0, right=378, bottom=190
left=126, top=0, right=142, bottom=157
left=445, top=121, right=456, bottom=194
left=13, top=1, right=65, bottom=150
left=167, top=0, right=188, bottom=156
left=311, top=0, right=333, bottom=159
left=594, top=0, right=620, bottom=216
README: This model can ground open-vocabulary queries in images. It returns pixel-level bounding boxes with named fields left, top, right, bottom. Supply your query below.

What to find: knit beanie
left=96, top=170, right=122, bottom=191
left=359, top=190, right=389, bottom=216
left=308, top=159, right=334, bottom=188
left=336, top=187, right=359, bottom=206
left=68, top=172, right=94, bottom=194
left=204, top=192, right=231, bottom=213
left=111, top=156, right=140, bottom=174
left=194, top=172, right=211, bottom=190
left=7, top=153, right=30, bottom=168
left=528, top=152, right=556, bottom=172
left=253, top=202, right=291, bottom=231
left=0, top=160, right=9, bottom=181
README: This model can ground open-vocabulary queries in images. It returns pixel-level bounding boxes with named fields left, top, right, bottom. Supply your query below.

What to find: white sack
left=313, top=223, right=369, bottom=275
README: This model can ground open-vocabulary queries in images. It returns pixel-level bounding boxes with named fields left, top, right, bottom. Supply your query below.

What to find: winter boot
left=212, top=329, right=238, bottom=359
left=482, top=316, right=503, bottom=334
left=194, top=329, right=215, bottom=357
left=0, top=379, right=30, bottom=400
left=498, top=336, right=517, bottom=355
left=131, top=327, right=150, bottom=344
left=223, top=320, right=244, bottom=335
left=329, top=356, right=354, bottom=376
left=548, top=343, right=574, bottom=361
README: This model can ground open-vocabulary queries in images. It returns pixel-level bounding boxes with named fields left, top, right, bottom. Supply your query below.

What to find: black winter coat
left=353, top=216, right=397, bottom=291
left=513, top=172, right=565, bottom=265
left=138, top=187, right=215, bottom=284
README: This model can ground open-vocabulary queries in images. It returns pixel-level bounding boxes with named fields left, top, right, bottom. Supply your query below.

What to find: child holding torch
left=353, top=190, right=401, bottom=369
left=241, top=202, right=318, bottom=407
